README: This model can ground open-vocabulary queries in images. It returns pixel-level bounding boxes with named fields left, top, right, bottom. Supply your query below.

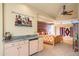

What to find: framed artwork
left=15, top=14, right=32, bottom=27
left=12, top=11, right=33, bottom=27
left=60, top=27, right=72, bottom=36
left=65, top=28, right=70, bottom=36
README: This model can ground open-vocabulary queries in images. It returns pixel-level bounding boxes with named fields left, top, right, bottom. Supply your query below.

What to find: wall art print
left=11, top=11, right=33, bottom=27
left=15, top=14, right=32, bottom=27
left=65, top=28, right=70, bottom=36
left=60, top=27, right=73, bottom=36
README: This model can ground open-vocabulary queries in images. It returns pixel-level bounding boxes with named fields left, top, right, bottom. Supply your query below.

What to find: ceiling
left=26, top=3, right=78, bottom=19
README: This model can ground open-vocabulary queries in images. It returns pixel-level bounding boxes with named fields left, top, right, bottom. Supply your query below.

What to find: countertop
left=3, top=34, right=39, bottom=43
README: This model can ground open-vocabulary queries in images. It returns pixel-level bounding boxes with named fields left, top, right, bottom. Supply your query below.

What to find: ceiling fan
left=61, top=5, right=73, bottom=15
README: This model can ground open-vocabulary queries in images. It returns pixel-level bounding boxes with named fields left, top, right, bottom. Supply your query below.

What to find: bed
left=42, top=35, right=63, bottom=46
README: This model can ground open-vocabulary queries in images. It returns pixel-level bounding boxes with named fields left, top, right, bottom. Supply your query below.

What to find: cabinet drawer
left=24, top=40, right=29, bottom=43
left=5, top=42, right=19, bottom=48
left=5, top=43, right=15, bottom=48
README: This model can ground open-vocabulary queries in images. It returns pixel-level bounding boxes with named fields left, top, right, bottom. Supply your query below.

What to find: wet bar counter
left=3, top=34, right=43, bottom=56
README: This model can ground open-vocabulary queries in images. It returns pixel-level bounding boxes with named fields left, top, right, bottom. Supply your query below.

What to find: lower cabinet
left=38, top=37, right=43, bottom=51
left=29, top=39, right=38, bottom=55
left=5, top=46, right=18, bottom=56
left=4, top=40, right=29, bottom=56
left=19, top=42, right=28, bottom=56
left=4, top=38, right=43, bottom=56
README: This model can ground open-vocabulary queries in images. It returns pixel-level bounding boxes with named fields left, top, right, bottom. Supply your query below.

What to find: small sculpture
left=4, top=32, right=12, bottom=40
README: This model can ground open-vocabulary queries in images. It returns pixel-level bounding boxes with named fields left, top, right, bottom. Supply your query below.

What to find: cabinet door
left=30, top=40, right=38, bottom=55
left=38, top=38, right=43, bottom=51
left=19, top=41, right=28, bottom=56
left=5, top=46, right=18, bottom=56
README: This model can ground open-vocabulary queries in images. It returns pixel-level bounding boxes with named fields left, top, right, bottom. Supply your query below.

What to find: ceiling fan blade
left=63, top=5, right=66, bottom=10
left=67, top=10, right=73, bottom=13
left=62, top=5, right=66, bottom=12
left=61, top=5, right=73, bottom=15
left=66, top=13, right=72, bottom=15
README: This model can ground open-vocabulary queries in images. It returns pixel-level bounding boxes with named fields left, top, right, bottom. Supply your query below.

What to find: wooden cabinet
left=38, top=37, right=43, bottom=51
left=29, top=39, right=38, bottom=55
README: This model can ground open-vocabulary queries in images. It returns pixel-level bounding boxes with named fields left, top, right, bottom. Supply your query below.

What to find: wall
left=37, top=21, right=48, bottom=35
left=37, top=15, right=54, bottom=23
left=4, top=4, right=37, bottom=36
left=4, top=3, right=54, bottom=36
left=0, top=3, right=3, bottom=55
left=62, top=24, right=73, bottom=45
left=55, top=26, right=60, bottom=35
left=55, top=23, right=73, bottom=45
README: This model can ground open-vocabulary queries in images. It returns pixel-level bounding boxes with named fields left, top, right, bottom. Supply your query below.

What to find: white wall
left=37, top=15, right=54, bottom=23
left=4, top=4, right=54, bottom=36
left=55, top=23, right=73, bottom=45
left=55, top=26, right=60, bottom=35
left=4, top=4, right=37, bottom=36
left=0, top=3, right=3, bottom=56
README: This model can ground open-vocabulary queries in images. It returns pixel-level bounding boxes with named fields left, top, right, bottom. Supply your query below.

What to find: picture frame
left=12, top=11, right=32, bottom=27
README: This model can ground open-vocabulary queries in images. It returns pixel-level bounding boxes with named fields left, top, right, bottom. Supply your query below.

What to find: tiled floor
left=33, top=43, right=79, bottom=56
